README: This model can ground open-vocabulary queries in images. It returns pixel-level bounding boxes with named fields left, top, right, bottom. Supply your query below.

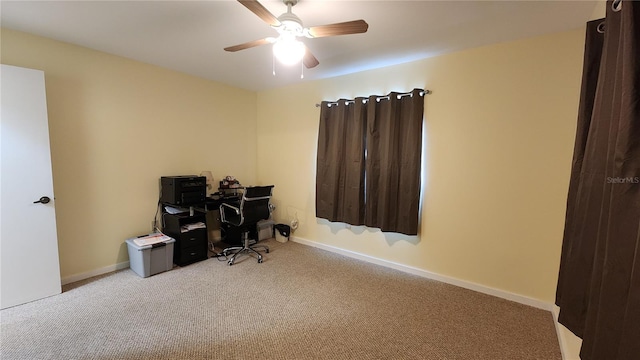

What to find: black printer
left=160, top=176, right=206, bottom=206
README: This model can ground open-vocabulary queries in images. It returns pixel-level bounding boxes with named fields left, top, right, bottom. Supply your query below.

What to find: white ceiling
left=1, top=0, right=597, bottom=92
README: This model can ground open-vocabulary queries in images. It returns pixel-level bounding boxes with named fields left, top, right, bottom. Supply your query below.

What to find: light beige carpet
left=0, top=239, right=561, bottom=359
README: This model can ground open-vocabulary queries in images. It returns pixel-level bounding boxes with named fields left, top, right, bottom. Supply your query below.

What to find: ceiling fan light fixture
left=273, top=38, right=305, bottom=65
left=227, top=0, right=369, bottom=72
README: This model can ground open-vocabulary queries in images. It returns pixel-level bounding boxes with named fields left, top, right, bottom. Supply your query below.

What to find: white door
left=0, top=64, right=61, bottom=309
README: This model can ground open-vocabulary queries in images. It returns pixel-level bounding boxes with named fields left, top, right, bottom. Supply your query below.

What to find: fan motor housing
left=278, top=13, right=303, bottom=34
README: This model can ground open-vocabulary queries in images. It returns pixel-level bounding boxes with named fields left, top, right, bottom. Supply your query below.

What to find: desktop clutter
left=125, top=174, right=291, bottom=277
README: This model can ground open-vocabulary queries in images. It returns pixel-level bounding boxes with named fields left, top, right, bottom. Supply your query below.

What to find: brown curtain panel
left=556, top=2, right=640, bottom=359
left=316, top=98, right=367, bottom=225
left=555, top=18, right=605, bottom=334
left=365, top=89, right=424, bottom=235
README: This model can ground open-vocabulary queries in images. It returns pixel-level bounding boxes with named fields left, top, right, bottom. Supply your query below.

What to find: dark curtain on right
left=555, top=2, right=640, bottom=359
left=365, top=89, right=424, bottom=235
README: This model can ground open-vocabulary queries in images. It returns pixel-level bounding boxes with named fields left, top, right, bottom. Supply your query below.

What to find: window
left=315, top=89, right=425, bottom=235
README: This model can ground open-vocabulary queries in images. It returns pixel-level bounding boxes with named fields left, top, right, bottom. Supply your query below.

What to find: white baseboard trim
left=61, top=261, right=130, bottom=285
left=291, top=236, right=553, bottom=311
left=552, top=305, right=582, bottom=360
left=552, top=306, right=569, bottom=360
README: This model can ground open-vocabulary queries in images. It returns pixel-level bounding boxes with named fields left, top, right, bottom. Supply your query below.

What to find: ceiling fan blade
left=303, top=46, right=319, bottom=69
left=238, top=0, right=281, bottom=27
left=307, top=20, right=369, bottom=38
left=224, top=38, right=272, bottom=52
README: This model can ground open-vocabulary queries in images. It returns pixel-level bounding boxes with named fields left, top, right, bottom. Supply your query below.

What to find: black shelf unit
left=162, top=211, right=208, bottom=266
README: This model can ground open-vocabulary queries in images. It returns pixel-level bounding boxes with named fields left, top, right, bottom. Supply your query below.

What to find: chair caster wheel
left=265, top=249, right=270, bottom=253
left=228, top=260, right=234, bottom=266
left=258, top=258, right=263, bottom=263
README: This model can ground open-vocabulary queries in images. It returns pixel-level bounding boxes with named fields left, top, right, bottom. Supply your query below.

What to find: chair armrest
left=220, top=202, right=240, bottom=214
left=220, top=202, right=243, bottom=226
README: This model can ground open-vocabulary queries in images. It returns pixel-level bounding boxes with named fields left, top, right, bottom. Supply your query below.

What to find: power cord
left=208, top=241, right=228, bottom=261
left=152, top=199, right=161, bottom=233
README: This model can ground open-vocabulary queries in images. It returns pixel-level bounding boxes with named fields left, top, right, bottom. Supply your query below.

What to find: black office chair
left=219, top=185, right=274, bottom=265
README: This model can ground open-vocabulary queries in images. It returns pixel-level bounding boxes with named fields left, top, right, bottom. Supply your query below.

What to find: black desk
left=205, top=194, right=239, bottom=211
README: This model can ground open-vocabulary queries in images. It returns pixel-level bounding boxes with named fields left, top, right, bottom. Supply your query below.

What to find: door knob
left=33, top=196, right=51, bottom=204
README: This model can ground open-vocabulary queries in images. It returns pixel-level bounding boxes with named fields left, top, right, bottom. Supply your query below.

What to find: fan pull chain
left=300, top=61, right=304, bottom=79
left=272, top=52, right=276, bottom=76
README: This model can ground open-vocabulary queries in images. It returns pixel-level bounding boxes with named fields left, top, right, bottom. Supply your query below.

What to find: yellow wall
left=592, top=0, right=606, bottom=20
left=2, top=24, right=587, bottom=305
left=256, top=28, right=584, bottom=303
left=1, top=28, right=257, bottom=279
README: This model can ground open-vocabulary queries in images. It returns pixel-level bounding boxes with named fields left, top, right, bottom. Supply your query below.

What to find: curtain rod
left=315, top=89, right=431, bottom=107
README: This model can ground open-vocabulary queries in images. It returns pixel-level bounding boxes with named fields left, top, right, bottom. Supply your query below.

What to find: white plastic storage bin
left=125, top=235, right=175, bottom=278
left=257, top=219, right=275, bottom=241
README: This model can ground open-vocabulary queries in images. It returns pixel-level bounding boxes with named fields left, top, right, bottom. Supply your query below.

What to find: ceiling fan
left=224, top=0, right=369, bottom=69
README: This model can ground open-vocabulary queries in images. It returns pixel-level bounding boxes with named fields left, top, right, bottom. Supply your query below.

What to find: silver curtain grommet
left=597, top=22, right=605, bottom=33
left=612, top=0, right=622, bottom=12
